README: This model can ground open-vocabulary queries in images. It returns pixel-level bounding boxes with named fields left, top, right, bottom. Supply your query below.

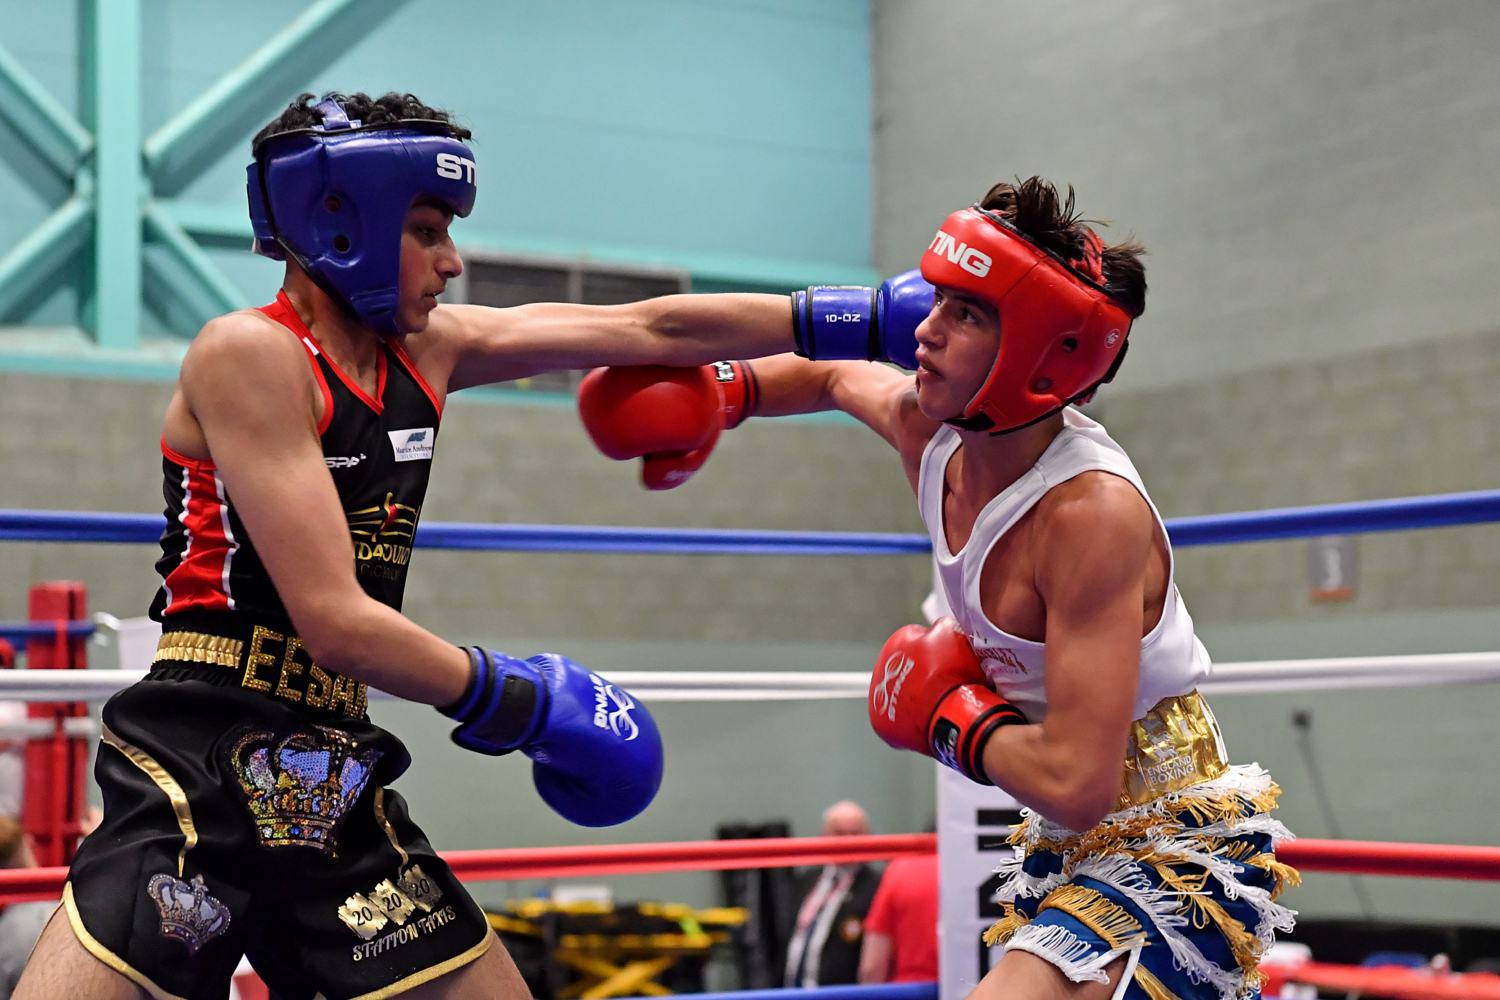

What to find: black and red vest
left=149, top=291, right=443, bottom=626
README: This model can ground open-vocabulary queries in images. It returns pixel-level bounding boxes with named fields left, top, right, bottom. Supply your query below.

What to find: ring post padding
left=22, top=582, right=91, bottom=869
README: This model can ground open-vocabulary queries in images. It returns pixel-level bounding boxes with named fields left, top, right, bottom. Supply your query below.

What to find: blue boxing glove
left=790, top=269, right=934, bottom=370
left=440, top=648, right=664, bottom=827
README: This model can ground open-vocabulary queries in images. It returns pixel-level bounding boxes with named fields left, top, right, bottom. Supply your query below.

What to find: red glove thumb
left=641, top=419, right=722, bottom=490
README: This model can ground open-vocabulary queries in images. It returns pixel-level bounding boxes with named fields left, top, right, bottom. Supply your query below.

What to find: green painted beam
left=87, top=0, right=143, bottom=350
left=0, top=195, right=93, bottom=321
left=0, top=42, right=94, bottom=186
left=143, top=201, right=251, bottom=329
left=142, top=0, right=410, bottom=197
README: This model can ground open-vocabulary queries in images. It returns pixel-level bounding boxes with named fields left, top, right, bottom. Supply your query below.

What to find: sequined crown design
left=147, top=874, right=231, bottom=955
left=228, top=725, right=382, bottom=852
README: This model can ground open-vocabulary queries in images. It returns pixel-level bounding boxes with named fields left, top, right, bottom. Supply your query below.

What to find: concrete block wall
left=1097, top=323, right=1500, bottom=626
left=872, top=0, right=1500, bottom=389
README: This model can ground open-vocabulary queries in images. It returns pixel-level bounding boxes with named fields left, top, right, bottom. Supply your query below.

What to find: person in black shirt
left=783, top=802, right=883, bottom=989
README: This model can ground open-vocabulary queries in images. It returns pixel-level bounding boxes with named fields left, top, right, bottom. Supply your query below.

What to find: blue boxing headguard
left=247, top=98, right=477, bottom=335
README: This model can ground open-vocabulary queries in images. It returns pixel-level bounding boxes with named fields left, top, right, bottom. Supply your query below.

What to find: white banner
left=936, top=763, right=1022, bottom=1000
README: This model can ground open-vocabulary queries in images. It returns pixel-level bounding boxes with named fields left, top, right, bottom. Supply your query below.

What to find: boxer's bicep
left=181, top=326, right=366, bottom=636
left=1031, top=478, right=1154, bottom=808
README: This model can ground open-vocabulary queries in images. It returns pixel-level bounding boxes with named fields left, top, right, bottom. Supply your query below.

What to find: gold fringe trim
left=981, top=902, right=1030, bottom=947
left=1020, top=781, right=1285, bottom=859
left=1152, top=863, right=1262, bottom=973
left=1218, top=839, right=1260, bottom=862
left=1036, top=884, right=1144, bottom=951
left=1132, top=962, right=1185, bottom=1000
left=1244, top=853, right=1303, bottom=901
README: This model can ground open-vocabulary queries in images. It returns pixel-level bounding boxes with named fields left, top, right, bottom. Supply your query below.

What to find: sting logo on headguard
left=246, top=97, right=478, bottom=336
left=921, top=207, right=1135, bottom=435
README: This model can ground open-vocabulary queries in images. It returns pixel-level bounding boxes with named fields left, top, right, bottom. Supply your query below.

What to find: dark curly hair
left=980, top=177, right=1147, bottom=319
left=253, top=91, right=472, bottom=149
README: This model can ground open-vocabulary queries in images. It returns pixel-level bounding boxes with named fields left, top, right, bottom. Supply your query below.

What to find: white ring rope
left=0, top=652, right=1498, bottom=703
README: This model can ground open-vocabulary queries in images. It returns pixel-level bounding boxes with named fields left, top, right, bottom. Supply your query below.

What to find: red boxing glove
left=578, top=361, right=758, bottom=490
left=868, top=618, right=1026, bottom=784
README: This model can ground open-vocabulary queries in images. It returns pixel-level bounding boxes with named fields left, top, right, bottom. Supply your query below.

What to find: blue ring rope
left=3, top=487, right=1500, bottom=554
left=667, top=984, right=937, bottom=1000
left=0, top=622, right=96, bottom=642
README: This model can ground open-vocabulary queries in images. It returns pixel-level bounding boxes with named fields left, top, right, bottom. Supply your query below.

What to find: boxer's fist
left=441, top=648, right=664, bottom=826
left=790, top=269, right=934, bottom=370
left=523, top=653, right=664, bottom=827
left=578, top=361, right=757, bottom=490
left=868, top=618, right=1025, bottom=784
left=876, top=269, right=934, bottom=370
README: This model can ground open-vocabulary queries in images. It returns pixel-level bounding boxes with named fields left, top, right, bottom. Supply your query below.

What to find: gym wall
left=873, top=0, right=1500, bottom=923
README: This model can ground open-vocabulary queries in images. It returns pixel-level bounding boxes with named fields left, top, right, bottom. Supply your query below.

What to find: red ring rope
left=0, top=834, right=1495, bottom=906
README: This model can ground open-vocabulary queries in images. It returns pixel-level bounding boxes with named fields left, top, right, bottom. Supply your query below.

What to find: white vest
left=917, top=410, right=1211, bottom=724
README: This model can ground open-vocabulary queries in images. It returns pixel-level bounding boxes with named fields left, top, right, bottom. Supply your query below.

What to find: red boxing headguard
left=920, top=207, right=1133, bottom=434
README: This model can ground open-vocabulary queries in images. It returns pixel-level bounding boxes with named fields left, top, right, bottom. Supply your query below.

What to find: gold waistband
left=1118, top=690, right=1228, bottom=809
left=153, top=627, right=369, bottom=719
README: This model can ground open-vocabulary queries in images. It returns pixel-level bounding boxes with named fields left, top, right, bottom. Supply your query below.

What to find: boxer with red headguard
left=580, top=177, right=1296, bottom=1000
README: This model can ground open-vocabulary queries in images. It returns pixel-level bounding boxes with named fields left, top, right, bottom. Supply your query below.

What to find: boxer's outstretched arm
left=976, top=473, right=1153, bottom=830
left=174, top=313, right=470, bottom=706
left=741, top=354, right=940, bottom=492
left=422, top=293, right=797, bottom=391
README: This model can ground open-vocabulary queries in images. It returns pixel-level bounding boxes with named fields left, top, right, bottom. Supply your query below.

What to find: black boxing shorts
left=64, top=625, right=492, bottom=1000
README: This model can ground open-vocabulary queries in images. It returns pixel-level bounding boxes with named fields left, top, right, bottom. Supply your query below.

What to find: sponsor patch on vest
left=388, top=427, right=434, bottom=462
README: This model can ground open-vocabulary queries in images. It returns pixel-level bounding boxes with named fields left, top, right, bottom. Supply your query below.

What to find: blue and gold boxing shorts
left=987, top=765, right=1299, bottom=1000
left=64, top=662, right=491, bottom=1000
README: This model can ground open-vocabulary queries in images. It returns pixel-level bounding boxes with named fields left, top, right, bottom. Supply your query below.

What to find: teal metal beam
left=87, top=0, right=143, bottom=349
left=0, top=42, right=93, bottom=186
left=0, top=195, right=93, bottom=321
left=156, top=203, right=882, bottom=290
left=142, top=0, right=410, bottom=197
left=157, top=200, right=254, bottom=250
left=143, top=201, right=251, bottom=325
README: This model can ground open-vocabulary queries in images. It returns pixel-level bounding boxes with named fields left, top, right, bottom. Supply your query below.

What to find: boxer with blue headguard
left=19, top=91, right=803, bottom=1000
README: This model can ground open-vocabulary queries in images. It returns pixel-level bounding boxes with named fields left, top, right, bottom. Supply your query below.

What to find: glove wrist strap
left=445, top=648, right=547, bottom=754
left=929, top=685, right=1025, bottom=784
left=713, top=360, right=758, bottom=429
left=439, top=647, right=488, bottom=720
left=790, top=286, right=880, bottom=362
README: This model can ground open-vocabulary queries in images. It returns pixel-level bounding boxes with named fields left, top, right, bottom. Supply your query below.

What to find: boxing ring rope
left=0, top=832, right=1496, bottom=906
left=6, top=485, right=1500, bottom=553
left=0, top=649, right=1498, bottom=703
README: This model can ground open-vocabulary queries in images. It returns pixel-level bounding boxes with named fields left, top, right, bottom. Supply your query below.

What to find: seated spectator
left=859, top=852, right=939, bottom=984
left=783, top=801, right=881, bottom=987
